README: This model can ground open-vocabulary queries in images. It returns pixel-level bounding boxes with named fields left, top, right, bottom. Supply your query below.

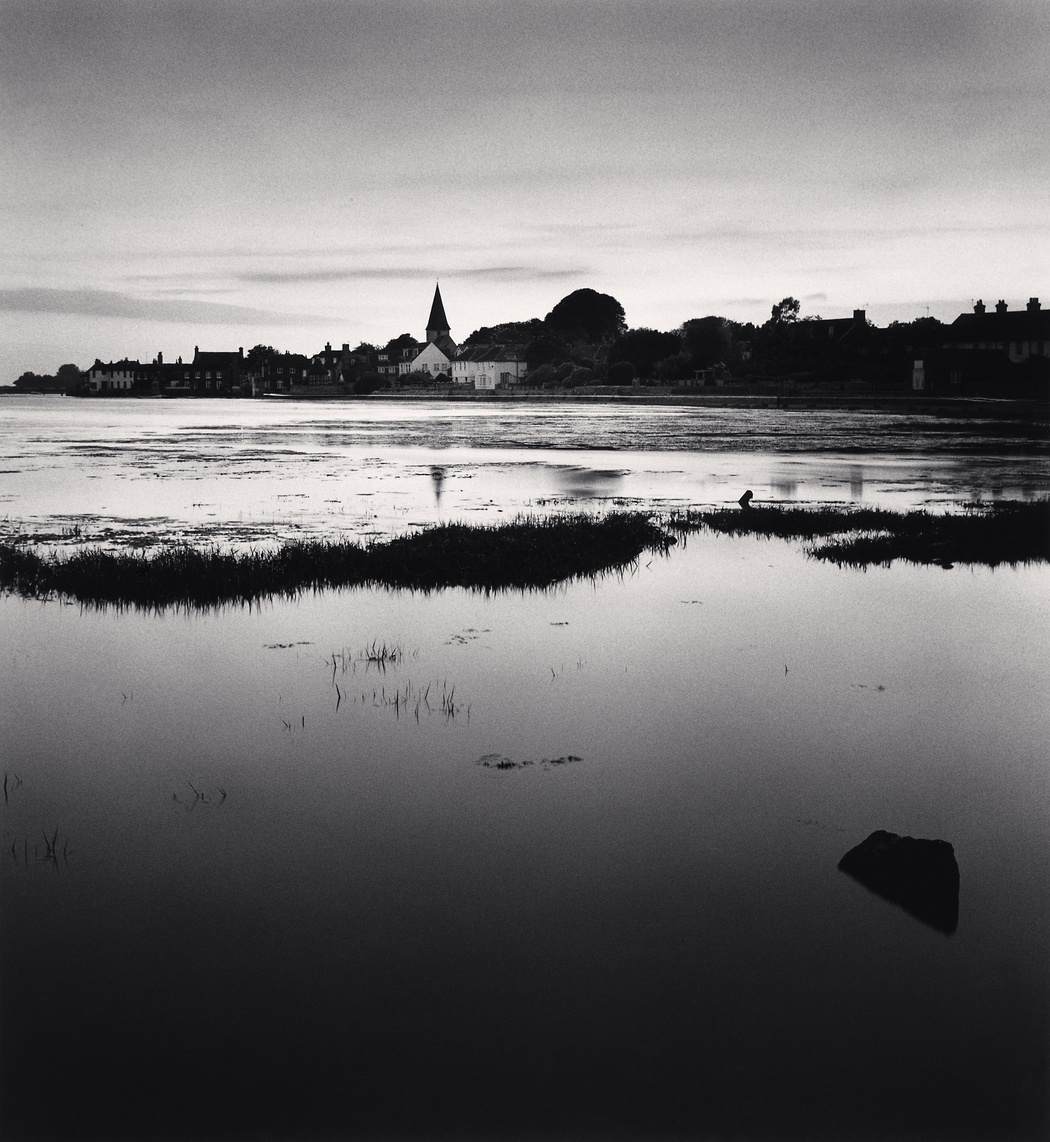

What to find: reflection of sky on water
left=3, top=397, right=1048, bottom=1139
left=2, top=397, right=1047, bottom=552
left=2, top=529, right=1048, bottom=1139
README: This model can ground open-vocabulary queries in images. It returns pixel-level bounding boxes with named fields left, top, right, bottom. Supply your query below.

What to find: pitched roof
left=193, top=349, right=243, bottom=368
left=455, top=343, right=526, bottom=364
left=427, top=283, right=450, bottom=336
left=947, top=303, right=1050, bottom=343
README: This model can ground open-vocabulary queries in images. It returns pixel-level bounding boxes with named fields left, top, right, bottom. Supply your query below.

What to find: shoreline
left=3, top=387, right=1048, bottom=422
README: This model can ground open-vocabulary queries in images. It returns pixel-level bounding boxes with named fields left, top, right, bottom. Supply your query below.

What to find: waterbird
left=738, top=490, right=754, bottom=509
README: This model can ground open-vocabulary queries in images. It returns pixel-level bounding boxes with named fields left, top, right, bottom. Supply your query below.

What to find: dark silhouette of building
left=945, top=297, right=1049, bottom=363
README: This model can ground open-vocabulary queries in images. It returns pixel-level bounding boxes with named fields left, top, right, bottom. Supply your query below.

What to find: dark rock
left=838, top=830, right=959, bottom=934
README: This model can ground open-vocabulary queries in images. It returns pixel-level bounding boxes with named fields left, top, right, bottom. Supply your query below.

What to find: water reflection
left=850, top=465, right=865, bottom=499
left=2, top=399, right=1049, bottom=1140
left=429, top=464, right=446, bottom=505
left=2, top=532, right=1047, bottom=1139
left=4, top=398, right=1047, bottom=556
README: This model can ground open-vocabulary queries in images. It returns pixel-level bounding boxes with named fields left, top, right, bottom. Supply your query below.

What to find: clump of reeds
left=668, top=499, right=1050, bottom=568
left=362, top=640, right=403, bottom=668
left=0, top=512, right=672, bottom=609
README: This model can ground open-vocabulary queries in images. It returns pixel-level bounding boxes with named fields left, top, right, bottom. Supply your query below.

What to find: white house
left=87, top=359, right=137, bottom=393
left=402, top=339, right=453, bottom=378
left=452, top=344, right=528, bottom=390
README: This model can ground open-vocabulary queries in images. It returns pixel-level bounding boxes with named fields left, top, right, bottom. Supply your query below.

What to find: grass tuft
left=0, top=512, right=673, bottom=610
left=668, top=499, right=1050, bottom=568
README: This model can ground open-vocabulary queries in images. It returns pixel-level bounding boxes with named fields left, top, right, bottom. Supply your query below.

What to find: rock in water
left=838, top=830, right=959, bottom=934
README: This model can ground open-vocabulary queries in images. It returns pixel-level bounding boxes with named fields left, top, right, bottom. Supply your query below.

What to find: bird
left=738, top=490, right=754, bottom=509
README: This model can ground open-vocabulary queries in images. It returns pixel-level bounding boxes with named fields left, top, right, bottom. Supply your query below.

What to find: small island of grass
left=1, top=502, right=1046, bottom=610
left=0, top=513, right=673, bottom=610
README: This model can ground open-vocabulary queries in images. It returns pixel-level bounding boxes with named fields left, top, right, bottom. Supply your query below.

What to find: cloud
left=0, top=288, right=328, bottom=325
left=239, top=266, right=585, bottom=285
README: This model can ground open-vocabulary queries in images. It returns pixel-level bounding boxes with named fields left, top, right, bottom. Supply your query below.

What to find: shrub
left=608, top=361, right=636, bottom=385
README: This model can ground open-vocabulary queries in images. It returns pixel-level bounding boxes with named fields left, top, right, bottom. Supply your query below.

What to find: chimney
left=1027, top=297, right=1041, bottom=312
left=853, top=309, right=866, bottom=324
left=995, top=300, right=1007, bottom=314
left=973, top=299, right=985, bottom=314
left=238, top=347, right=244, bottom=357
left=342, top=343, right=349, bottom=352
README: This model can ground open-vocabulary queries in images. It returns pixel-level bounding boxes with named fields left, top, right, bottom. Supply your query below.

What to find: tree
left=770, top=297, right=801, bottom=325
left=607, top=361, right=636, bottom=386
left=352, top=373, right=383, bottom=395
left=245, top=345, right=277, bottom=371
left=524, top=334, right=571, bottom=371
left=544, top=289, right=627, bottom=344
left=462, top=319, right=544, bottom=349
left=523, top=363, right=557, bottom=387
left=681, top=317, right=731, bottom=368
left=14, top=370, right=52, bottom=390
left=653, top=353, right=694, bottom=382
left=609, top=328, right=682, bottom=379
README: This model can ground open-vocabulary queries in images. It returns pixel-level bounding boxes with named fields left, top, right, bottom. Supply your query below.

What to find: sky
left=2, top=0, right=1048, bottom=376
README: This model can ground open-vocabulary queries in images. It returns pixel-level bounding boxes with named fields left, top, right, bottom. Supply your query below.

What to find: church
left=400, top=284, right=458, bottom=378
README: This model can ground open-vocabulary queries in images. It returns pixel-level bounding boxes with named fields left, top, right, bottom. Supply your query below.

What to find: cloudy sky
left=2, top=0, right=1047, bottom=374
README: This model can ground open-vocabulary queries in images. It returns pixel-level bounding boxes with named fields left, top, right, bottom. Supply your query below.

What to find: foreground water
left=2, top=398, right=1048, bottom=1140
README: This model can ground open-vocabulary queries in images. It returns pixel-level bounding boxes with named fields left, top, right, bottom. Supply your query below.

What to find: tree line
left=15, top=287, right=1024, bottom=394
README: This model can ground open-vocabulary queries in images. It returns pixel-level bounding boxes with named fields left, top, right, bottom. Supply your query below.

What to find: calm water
left=2, top=397, right=1049, bottom=1140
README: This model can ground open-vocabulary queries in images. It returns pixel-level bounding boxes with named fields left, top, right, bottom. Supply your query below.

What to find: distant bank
left=2, top=384, right=1048, bottom=423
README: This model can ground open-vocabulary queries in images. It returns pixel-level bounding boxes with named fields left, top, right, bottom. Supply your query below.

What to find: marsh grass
left=0, top=513, right=672, bottom=609
left=1, top=504, right=1046, bottom=608
left=669, top=500, right=1050, bottom=568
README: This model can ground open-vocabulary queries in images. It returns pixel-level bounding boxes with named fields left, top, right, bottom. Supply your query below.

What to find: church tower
left=426, top=282, right=451, bottom=345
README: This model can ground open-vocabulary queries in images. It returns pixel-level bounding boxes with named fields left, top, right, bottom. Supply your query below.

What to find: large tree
left=544, top=289, right=626, bottom=344
left=681, top=317, right=732, bottom=368
left=462, top=318, right=544, bottom=349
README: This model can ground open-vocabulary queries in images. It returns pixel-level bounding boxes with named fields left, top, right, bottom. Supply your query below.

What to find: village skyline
left=3, top=1, right=1047, bottom=379
left=13, top=282, right=1047, bottom=400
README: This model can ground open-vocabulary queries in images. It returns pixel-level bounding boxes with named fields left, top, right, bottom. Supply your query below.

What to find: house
left=86, top=359, right=138, bottom=393
left=906, top=299, right=1049, bottom=393
left=244, top=351, right=310, bottom=396
left=311, top=342, right=350, bottom=380
left=189, top=346, right=245, bottom=395
left=404, top=340, right=454, bottom=379
left=377, top=339, right=422, bottom=377
left=400, top=283, right=458, bottom=377
left=944, top=298, right=1049, bottom=363
left=806, top=309, right=870, bottom=345
left=452, top=344, right=528, bottom=390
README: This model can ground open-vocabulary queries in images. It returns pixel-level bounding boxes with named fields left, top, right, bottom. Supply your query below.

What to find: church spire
left=426, top=282, right=450, bottom=344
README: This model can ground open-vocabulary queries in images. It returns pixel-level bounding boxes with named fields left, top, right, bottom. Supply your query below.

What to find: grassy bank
left=0, top=513, right=673, bottom=609
left=1, top=503, right=1046, bottom=609
left=669, top=499, right=1050, bottom=568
